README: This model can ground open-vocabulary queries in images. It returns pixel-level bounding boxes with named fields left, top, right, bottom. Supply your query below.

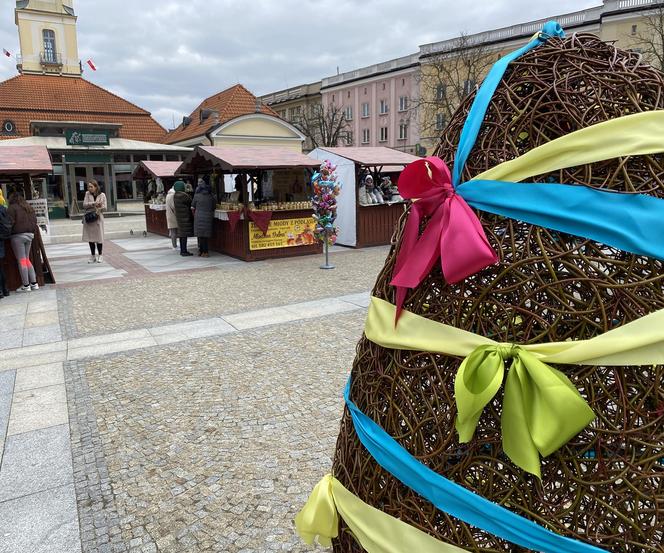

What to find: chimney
left=255, top=98, right=262, bottom=113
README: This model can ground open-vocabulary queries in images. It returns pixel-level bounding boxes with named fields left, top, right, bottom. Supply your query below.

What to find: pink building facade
left=320, top=53, right=420, bottom=154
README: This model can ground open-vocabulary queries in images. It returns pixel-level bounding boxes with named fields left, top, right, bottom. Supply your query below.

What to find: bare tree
left=632, top=3, right=664, bottom=70
left=413, top=33, right=497, bottom=147
left=293, top=103, right=351, bottom=149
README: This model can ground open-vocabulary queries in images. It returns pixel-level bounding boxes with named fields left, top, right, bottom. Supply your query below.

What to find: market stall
left=308, top=147, right=419, bottom=247
left=0, top=146, right=55, bottom=289
left=177, top=146, right=321, bottom=261
left=134, top=160, right=185, bottom=237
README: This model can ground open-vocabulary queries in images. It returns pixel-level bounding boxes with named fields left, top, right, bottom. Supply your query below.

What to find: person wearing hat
left=165, top=182, right=178, bottom=249
left=173, top=180, right=194, bottom=256
left=192, top=177, right=217, bottom=257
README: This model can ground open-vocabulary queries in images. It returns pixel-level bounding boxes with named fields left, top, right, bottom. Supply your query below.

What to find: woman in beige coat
left=81, top=180, right=107, bottom=263
left=165, top=185, right=178, bottom=248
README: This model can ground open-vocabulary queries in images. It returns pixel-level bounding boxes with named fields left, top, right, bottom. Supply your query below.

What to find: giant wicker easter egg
left=331, top=33, right=664, bottom=552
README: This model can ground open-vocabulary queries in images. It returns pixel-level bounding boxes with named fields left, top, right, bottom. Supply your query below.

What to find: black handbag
left=84, top=211, right=98, bottom=224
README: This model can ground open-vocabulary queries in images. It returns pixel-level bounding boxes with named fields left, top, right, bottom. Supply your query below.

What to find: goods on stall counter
left=380, top=176, right=403, bottom=202
left=310, top=160, right=341, bottom=245
left=359, top=174, right=387, bottom=205
left=215, top=201, right=311, bottom=212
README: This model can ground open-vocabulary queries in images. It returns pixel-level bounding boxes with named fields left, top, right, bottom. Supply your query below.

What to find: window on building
left=362, top=128, right=370, bottom=144
left=402, top=78, right=405, bottom=86
left=463, top=79, right=476, bottom=95
left=379, top=99, right=389, bottom=114
left=149, top=154, right=164, bottom=161
left=332, top=94, right=336, bottom=103
left=344, top=105, right=353, bottom=121
left=436, top=113, right=447, bottom=130
left=364, top=87, right=367, bottom=95
left=289, top=106, right=302, bottom=121
left=346, top=131, right=354, bottom=146
left=379, top=127, right=388, bottom=142
left=114, top=154, right=131, bottom=163
left=165, top=154, right=181, bottom=162
left=436, top=84, right=447, bottom=101
left=399, top=96, right=408, bottom=112
left=399, top=123, right=408, bottom=140
left=631, top=24, right=637, bottom=35
left=278, top=109, right=287, bottom=119
left=42, top=29, right=56, bottom=63
left=382, top=83, right=386, bottom=90
left=361, top=102, right=370, bottom=118
left=347, top=90, right=351, bottom=98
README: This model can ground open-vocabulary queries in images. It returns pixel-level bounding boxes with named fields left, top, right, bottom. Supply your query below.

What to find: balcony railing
left=40, top=51, right=62, bottom=66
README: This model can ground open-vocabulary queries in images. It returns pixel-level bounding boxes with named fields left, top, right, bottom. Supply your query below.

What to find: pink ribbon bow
left=390, top=157, right=498, bottom=319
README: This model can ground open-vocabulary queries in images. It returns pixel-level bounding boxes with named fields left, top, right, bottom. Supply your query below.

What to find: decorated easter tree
left=311, top=160, right=341, bottom=269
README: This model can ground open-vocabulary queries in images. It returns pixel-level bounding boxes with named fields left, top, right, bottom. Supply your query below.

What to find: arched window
left=42, top=29, right=56, bottom=63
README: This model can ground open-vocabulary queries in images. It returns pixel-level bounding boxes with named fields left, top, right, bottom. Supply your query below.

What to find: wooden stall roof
left=133, top=160, right=183, bottom=179
left=317, top=147, right=419, bottom=167
left=179, top=146, right=320, bottom=173
left=0, top=146, right=52, bottom=175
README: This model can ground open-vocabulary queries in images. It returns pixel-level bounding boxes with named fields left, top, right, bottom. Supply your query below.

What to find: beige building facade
left=260, top=82, right=322, bottom=151
left=15, top=0, right=82, bottom=76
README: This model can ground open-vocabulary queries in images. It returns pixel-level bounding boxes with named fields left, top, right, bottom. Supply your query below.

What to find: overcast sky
left=0, top=0, right=601, bottom=129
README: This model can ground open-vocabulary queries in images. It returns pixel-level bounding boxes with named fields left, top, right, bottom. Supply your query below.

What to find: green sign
left=65, top=129, right=110, bottom=146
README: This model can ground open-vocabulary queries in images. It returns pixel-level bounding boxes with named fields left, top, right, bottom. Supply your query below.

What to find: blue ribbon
left=344, top=378, right=605, bottom=553
left=458, top=180, right=664, bottom=261
left=452, top=21, right=565, bottom=187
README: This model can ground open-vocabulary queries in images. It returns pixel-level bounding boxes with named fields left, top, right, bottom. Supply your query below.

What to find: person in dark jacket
left=191, top=178, right=217, bottom=257
left=0, top=202, right=9, bottom=299
left=7, top=192, right=38, bottom=292
left=173, top=180, right=194, bottom=256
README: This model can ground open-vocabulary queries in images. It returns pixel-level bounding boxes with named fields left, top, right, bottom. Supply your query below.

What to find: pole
left=320, top=229, right=335, bottom=270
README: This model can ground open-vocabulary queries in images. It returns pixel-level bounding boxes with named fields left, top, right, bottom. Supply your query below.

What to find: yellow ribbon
left=295, top=474, right=468, bottom=552
left=365, top=297, right=664, bottom=477
left=473, top=110, right=664, bottom=183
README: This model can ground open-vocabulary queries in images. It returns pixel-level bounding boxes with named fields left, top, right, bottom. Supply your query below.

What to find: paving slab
left=22, top=324, right=62, bottom=347
left=338, top=291, right=371, bottom=308
left=24, top=310, right=59, bottom=328
left=7, top=384, right=68, bottom=436
left=223, top=306, right=303, bottom=330
left=26, top=300, right=59, bottom=314
left=0, top=329, right=23, bottom=351
left=282, top=297, right=361, bottom=319
left=14, top=363, right=64, bottom=392
left=0, top=349, right=67, bottom=372
left=111, top=237, right=173, bottom=251
left=0, top=484, right=81, bottom=553
left=0, top=391, right=12, bottom=446
left=0, top=313, right=26, bottom=331
left=67, top=336, right=157, bottom=361
left=0, top=303, right=28, bottom=317
left=0, top=370, right=16, bottom=396
left=0, top=424, right=73, bottom=502
left=67, top=328, right=152, bottom=349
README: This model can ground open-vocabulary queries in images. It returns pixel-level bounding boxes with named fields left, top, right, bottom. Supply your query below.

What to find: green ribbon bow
left=455, top=344, right=596, bottom=478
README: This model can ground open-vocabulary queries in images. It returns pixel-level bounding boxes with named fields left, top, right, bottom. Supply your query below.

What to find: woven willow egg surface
left=331, top=34, right=664, bottom=552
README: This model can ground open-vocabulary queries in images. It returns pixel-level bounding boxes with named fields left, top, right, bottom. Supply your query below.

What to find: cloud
left=0, top=0, right=601, bottom=128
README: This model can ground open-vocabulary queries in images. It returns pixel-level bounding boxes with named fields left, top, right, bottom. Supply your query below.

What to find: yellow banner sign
left=249, top=217, right=317, bottom=250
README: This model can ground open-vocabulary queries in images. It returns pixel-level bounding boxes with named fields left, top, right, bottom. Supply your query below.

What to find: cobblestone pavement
left=67, top=312, right=363, bottom=552
left=62, top=246, right=389, bottom=338
left=0, top=242, right=389, bottom=553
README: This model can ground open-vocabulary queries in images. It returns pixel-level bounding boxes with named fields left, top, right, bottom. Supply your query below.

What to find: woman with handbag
left=81, top=180, right=107, bottom=263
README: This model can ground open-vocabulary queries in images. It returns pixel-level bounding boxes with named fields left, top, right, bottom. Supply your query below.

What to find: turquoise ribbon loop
left=452, top=20, right=565, bottom=187
left=344, top=377, right=606, bottom=553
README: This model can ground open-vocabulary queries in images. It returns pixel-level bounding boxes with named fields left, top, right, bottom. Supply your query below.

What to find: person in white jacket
left=165, top=186, right=178, bottom=249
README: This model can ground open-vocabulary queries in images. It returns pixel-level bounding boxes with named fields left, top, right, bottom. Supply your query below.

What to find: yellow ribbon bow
left=364, top=296, right=664, bottom=478
left=455, top=344, right=594, bottom=478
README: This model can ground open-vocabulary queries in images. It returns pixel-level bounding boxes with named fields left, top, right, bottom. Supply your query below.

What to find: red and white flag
left=86, top=59, right=97, bottom=71
left=2, top=49, right=11, bottom=58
